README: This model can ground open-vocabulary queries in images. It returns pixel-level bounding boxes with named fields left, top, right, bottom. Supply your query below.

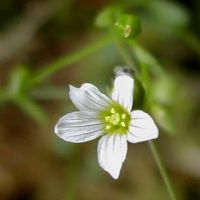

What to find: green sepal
left=133, top=77, right=145, bottom=110
left=95, top=6, right=123, bottom=28
left=95, top=7, right=112, bottom=28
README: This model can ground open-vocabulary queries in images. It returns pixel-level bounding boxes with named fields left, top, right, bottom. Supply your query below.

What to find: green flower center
left=100, top=103, right=131, bottom=134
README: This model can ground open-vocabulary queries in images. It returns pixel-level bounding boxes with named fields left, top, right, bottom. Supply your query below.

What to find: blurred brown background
left=0, top=0, right=200, bottom=200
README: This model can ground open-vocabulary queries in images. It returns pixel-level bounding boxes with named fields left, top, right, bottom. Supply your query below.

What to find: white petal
left=97, top=134, right=127, bottom=179
left=55, top=111, right=104, bottom=143
left=69, top=83, right=111, bottom=112
left=127, top=110, right=159, bottom=143
left=112, top=75, right=134, bottom=112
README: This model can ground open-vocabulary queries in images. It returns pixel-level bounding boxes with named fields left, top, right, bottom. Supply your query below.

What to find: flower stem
left=109, top=26, right=139, bottom=75
left=148, top=141, right=178, bottom=200
left=28, top=35, right=112, bottom=88
left=111, top=23, right=178, bottom=199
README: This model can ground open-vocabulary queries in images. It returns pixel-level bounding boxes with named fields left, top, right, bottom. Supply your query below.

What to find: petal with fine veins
left=55, top=111, right=104, bottom=143
left=69, top=84, right=111, bottom=112
left=97, top=134, right=127, bottom=179
left=112, top=75, right=134, bottom=112
left=127, top=110, right=159, bottom=143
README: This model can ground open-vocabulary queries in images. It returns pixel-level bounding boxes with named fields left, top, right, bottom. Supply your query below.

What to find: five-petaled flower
left=55, top=69, right=159, bottom=179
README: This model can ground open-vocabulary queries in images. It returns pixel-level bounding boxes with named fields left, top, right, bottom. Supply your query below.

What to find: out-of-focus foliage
left=0, top=0, right=200, bottom=200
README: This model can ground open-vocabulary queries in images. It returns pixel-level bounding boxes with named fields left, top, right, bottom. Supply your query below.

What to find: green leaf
left=14, top=96, right=48, bottom=123
left=8, top=65, right=30, bottom=96
left=114, top=14, right=141, bottom=39
left=95, top=7, right=112, bottom=28
left=131, top=42, right=166, bottom=77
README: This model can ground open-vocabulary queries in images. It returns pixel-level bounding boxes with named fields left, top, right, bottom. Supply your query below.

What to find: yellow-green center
left=100, top=102, right=131, bottom=134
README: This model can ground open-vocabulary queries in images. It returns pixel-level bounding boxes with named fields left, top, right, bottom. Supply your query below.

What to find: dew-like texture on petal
left=69, top=84, right=111, bottom=112
left=127, top=110, right=159, bottom=143
left=97, top=134, right=127, bottom=179
left=112, top=75, right=134, bottom=112
left=55, top=111, right=104, bottom=143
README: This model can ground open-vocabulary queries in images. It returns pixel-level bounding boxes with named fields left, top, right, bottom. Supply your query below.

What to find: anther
left=110, top=113, right=120, bottom=125
left=105, top=116, right=110, bottom=122
left=106, top=125, right=111, bottom=130
left=111, top=108, right=115, bottom=114
left=121, top=122, right=126, bottom=127
left=122, top=114, right=126, bottom=119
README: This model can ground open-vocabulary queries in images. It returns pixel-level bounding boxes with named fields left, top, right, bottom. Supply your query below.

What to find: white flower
left=55, top=71, right=159, bottom=179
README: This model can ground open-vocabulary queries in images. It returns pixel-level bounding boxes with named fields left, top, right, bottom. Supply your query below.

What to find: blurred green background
left=0, top=0, right=200, bottom=199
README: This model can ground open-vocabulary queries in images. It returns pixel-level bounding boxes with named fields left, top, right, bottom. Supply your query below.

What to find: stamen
left=101, top=102, right=131, bottom=134
left=122, top=114, right=126, bottom=119
left=106, top=125, right=111, bottom=130
left=110, top=113, right=120, bottom=125
left=111, top=108, right=115, bottom=114
left=121, top=121, right=126, bottom=127
left=105, top=116, right=110, bottom=122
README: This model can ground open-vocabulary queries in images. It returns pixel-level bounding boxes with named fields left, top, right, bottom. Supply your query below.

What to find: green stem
left=28, top=35, right=112, bottom=88
left=149, top=141, right=178, bottom=200
left=114, top=38, right=137, bottom=71
left=109, top=26, right=139, bottom=74
left=111, top=21, right=178, bottom=199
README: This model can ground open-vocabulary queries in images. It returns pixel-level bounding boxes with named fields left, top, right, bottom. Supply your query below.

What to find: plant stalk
left=28, top=35, right=112, bottom=88
left=111, top=23, right=178, bottom=199
left=149, top=141, right=178, bottom=200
